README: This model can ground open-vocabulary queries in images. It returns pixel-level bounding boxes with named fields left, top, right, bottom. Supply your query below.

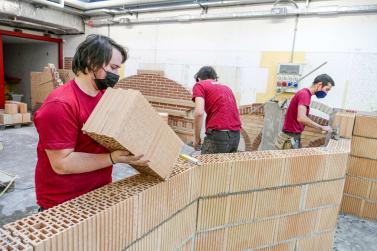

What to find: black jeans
left=201, top=130, right=240, bottom=154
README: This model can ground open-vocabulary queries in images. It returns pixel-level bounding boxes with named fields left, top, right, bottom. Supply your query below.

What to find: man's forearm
left=299, top=115, right=323, bottom=131
left=59, top=152, right=112, bottom=174
left=194, top=115, right=203, bottom=141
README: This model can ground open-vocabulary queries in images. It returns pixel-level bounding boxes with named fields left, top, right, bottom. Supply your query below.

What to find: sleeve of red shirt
left=297, top=91, right=311, bottom=107
left=191, top=82, right=205, bottom=102
left=35, top=101, right=79, bottom=150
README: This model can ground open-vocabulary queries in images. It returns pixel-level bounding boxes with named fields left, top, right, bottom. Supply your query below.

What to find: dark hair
left=194, top=66, right=218, bottom=82
left=313, top=74, right=335, bottom=87
left=72, top=34, right=127, bottom=75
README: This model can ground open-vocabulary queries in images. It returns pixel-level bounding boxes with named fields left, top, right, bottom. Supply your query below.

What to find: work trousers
left=201, top=129, right=240, bottom=154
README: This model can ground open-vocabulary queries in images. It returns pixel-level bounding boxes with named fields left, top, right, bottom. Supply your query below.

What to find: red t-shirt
left=283, top=88, right=312, bottom=134
left=34, top=80, right=112, bottom=209
left=192, top=80, right=241, bottom=131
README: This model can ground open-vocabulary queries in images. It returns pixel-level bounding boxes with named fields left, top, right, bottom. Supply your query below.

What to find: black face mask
left=94, top=68, right=120, bottom=90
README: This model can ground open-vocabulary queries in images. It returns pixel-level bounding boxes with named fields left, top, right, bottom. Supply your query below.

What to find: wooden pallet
left=0, top=122, right=33, bottom=130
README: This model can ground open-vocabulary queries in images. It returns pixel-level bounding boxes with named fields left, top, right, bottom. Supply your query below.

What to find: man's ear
left=317, top=82, right=323, bottom=90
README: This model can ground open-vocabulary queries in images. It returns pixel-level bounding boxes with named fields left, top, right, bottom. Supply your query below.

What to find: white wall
left=62, top=0, right=377, bottom=111
left=3, top=42, right=59, bottom=107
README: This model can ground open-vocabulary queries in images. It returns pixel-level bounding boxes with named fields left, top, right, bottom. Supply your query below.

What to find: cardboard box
left=12, top=113, right=22, bottom=124
left=83, top=88, right=184, bottom=180
left=30, top=70, right=55, bottom=110
left=57, top=69, right=75, bottom=83
left=22, top=113, right=32, bottom=123
left=5, top=103, right=18, bottom=114
left=0, top=113, right=12, bottom=125
left=19, top=103, right=28, bottom=113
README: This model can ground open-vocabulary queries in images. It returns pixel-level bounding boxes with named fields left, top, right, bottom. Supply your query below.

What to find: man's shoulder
left=45, top=80, right=77, bottom=104
left=295, top=88, right=311, bottom=98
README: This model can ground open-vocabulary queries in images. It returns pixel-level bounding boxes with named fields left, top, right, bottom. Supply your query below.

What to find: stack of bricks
left=117, top=70, right=192, bottom=101
left=116, top=70, right=195, bottom=144
left=0, top=101, right=31, bottom=126
left=63, top=57, right=73, bottom=71
left=239, top=104, right=264, bottom=151
left=0, top=140, right=349, bottom=250
left=341, top=112, right=377, bottom=221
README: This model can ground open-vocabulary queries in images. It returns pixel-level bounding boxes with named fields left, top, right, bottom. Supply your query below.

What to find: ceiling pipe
left=273, top=0, right=298, bottom=9
left=25, top=0, right=64, bottom=8
left=64, top=0, right=181, bottom=10
left=85, top=4, right=377, bottom=26
left=2, top=0, right=84, bottom=34
left=0, top=18, right=67, bottom=33
left=20, top=0, right=85, bottom=15
left=83, top=0, right=277, bottom=16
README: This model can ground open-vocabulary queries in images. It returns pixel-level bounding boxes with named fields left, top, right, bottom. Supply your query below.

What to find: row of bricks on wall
left=118, top=83, right=189, bottom=93
left=127, top=198, right=339, bottom=251
left=341, top=113, right=377, bottom=221
left=151, top=103, right=192, bottom=112
left=238, top=104, right=264, bottom=115
left=1, top=143, right=349, bottom=251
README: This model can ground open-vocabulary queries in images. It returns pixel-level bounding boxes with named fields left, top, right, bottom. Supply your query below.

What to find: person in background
left=279, top=74, right=334, bottom=149
left=34, top=34, right=149, bottom=210
left=192, top=66, right=241, bottom=154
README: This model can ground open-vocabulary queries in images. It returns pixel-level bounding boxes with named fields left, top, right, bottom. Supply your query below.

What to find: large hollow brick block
left=344, top=175, right=371, bottom=198
left=160, top=203, right=196, bottom=251
left=316, top=206, right=339, bottom=232
left=195, top=229, right=226, bottom=251
left=254, top=187, right=302, bottom=219
left=353, top=112, right=377, bottom=139
left=305, top=179, right=345, bottom=209
left=276, top=211, right=318, bottom=242
left=341, top=195, right=363, bottom=216
left=230, top=157, right=286, bottom=192
left=296, top=231, right=335, bottom=251
left=362, top=201, right=377, bottom=221
left=323, top=152, right=349, bottom=180
left=332, top=112, right=355, bottom=139
left=283, top=154, right=327, bottom=185
left=83, top=88, right=184, bottom=179
left=226, top=219, right=276, bottom=250
left=348, top=156, right=377, bottom=180
left=197, top=197, right=228, bottom=230
left=227, top=192, right=255, bottom=224
left=126, top=226, right=161, bottom=251
left=198, top=161, right=232, bottom=196
left=0, top=228, right=33, bottom=251
left=351, top=136, right=377, bottom=160
left=137, top=180, right=168, bottom=237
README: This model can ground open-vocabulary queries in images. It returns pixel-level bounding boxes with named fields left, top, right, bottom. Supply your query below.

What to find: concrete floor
left=1, top=126, right=377, bottom=250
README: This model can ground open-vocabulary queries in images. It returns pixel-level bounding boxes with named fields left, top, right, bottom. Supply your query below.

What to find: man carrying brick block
left=192, top=66, right=241, bottom=154
left=276, top=74, right=335, bottom=149
left=33, top=35, right=149, bottom=210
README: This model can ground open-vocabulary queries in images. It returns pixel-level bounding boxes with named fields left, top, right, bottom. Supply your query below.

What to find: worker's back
left=192, top=79, right=241, bottom=131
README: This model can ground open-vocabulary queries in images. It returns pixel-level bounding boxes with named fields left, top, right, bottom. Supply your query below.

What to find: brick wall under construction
left=341, top=112, right=377, bottom=221
left=1, top=139, right=349, bottom=251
